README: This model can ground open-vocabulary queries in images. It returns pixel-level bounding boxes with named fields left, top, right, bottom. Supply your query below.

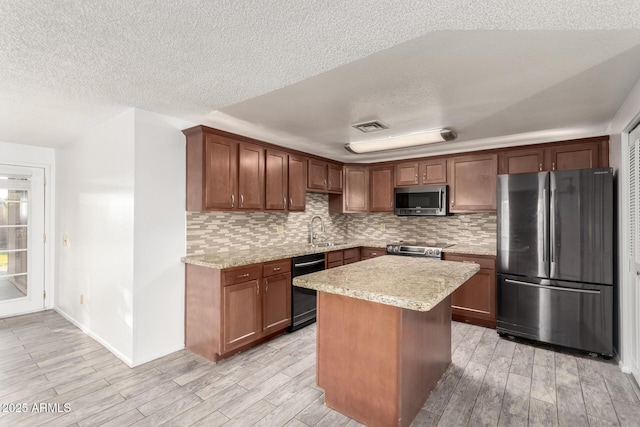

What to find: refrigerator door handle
left=504, top=279, right=601, bottom=295
left=543, top=176, right=549, bottom=275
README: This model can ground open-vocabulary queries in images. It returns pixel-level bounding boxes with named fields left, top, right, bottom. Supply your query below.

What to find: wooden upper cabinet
left=343, top=166, right=369, bottom=213
left=265, top=149, right=288, bottom=211
left=448, top=154, right=498, bottom=213
left=547, top=141, right=601, bottom=171
left=288, top=155, right=306, bottom=211
left=238, top=142, right=265, bottom=210
left=202, top=133, right=238, bottom=210
left=369, top=166, right=394, bottom=213
left=498, top=138, right=608, bottom=175
left=395, top=162, right=419, bottom=186
left=327, top=163, right=343, bottom=192
left=307, top=159, right=343, bottom=193
left=307, top=159, right=328, bottom=191
left=396, top=159, right=447, bottom=186
left=421, top=159, right=447, bottom=185
left=498, top=148, right=545, bottom=175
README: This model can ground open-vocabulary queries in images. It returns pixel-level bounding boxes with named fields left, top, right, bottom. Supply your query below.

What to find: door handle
left=504, top=279, right=601, bottom=295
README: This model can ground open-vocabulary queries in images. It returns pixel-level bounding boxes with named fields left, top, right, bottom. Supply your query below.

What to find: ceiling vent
left=352, top=120, right=389, bottom=133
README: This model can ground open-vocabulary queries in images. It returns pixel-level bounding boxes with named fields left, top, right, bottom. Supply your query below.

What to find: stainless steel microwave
left=394, top=185, right=449, bottom=216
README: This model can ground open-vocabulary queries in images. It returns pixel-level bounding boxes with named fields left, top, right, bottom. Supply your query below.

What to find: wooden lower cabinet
left=185, top=259, right=291, bottom=362
left=327, top=248, right=360, bottom=268
left=442, top=253, right=496, bottom=328
left=360, top=247, right=385, bottom=260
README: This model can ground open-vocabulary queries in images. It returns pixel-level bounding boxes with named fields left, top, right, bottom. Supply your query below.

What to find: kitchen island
left=293, top=255, right=479, bottom=427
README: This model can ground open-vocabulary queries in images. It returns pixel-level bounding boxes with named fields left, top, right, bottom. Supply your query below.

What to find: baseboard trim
left=53, top=307, right=135, bottom=367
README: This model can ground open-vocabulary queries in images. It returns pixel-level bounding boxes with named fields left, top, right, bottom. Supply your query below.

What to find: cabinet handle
left=328, top=180, right=331, bottom=188
left=231, top=194, right=235, bottom=208
left=265, top=279, right=269, bottom=292
left=346, top=202, right=349, bottom=210
left=451, top=199, right=454, bottom=208
left=324, top=178, right=327, bottom=187
left=552, top=162, right=556, bottom=171
left=289, top=198, right=293, bottom=207
left=256, top=283, right=259, bottom=294
left=237, top=273, right=250, bottom=279
left=415, top=174, right=418, bottom=183
left=371, top=252, right=377, bottom=256
left=423, top=173, right=426, bottom=184
left=283, top=197, right=286, bottom=209
left=240, top=194, right=244, bottom=207
left=273, top=267, right=281, bottom=271
left=539, top=163, right=543, bottom=171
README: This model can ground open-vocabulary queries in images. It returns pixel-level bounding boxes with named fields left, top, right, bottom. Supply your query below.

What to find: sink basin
left=310, top=241, right=347, bottom=247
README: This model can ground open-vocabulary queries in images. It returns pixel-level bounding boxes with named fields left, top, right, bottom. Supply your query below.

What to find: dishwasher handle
left=294, top=259, right=325, bottom=268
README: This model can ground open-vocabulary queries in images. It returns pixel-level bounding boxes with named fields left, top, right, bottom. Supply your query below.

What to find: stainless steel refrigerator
left=497, top=168, right=614, bottom=356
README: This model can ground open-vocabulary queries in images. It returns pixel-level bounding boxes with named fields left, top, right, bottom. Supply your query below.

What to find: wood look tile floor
left=1, top=311, right=640, bottom=427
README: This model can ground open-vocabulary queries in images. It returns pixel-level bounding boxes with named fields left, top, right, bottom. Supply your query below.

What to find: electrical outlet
left=380, top=223, right=386, bottom=231
left=80, top=294, right=84, bottom=304
left=276, top=225, right=285, bottom=235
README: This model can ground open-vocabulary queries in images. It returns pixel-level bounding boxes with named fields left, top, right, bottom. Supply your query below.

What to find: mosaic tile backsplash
left=186, top=193, right=496, bottom=255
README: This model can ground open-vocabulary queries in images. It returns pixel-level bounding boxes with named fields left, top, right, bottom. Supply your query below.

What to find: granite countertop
left=181, top=240, right=388, bottom=269
left=292, top=256, right=480, bottom=312
left=181, top=240, right=497, bottom=269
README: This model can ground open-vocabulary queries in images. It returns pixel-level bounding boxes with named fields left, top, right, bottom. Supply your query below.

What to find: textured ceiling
left=1, top=1, right=640, bottom=162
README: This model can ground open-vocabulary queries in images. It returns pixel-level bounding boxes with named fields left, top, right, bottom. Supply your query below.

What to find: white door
left=628, top=123, right=640, bottom=383
left=0, top=165, right=45, bottom=317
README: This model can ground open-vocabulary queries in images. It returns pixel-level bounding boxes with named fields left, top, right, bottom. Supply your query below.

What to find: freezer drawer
left=497, top=274, right=613, bottom=356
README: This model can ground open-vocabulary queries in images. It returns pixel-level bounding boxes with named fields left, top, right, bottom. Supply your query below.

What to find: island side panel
left=399, top=295, right=452, bottom=425
left=185, top=264, right=221, bottom=361
left=317, top=291, right=401, bottom=427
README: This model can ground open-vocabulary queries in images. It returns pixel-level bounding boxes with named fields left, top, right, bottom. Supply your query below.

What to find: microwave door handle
left=438, top=188, right=442, bottom=211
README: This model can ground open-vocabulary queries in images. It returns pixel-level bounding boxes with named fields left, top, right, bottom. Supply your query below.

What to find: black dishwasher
left=289, top=253, right=325, bottom=332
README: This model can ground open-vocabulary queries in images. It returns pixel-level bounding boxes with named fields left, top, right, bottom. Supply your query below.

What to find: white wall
left=56, top=109, right=136, bottom=364
left=0, top=141, right=55, bottom=309
left=607, top=76, right=640, bottom=372
left=132, top=109, right=188, bottom=365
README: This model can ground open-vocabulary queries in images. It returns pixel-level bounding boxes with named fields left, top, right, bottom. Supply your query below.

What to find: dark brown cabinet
left=498, top=137, right=608, bottom=175
left=185, top=127, right=265, bottom=211
left=329, top=166, right=368, bottom=213
left=448, top=154, right=498, bottom=213
left=262, top=259, right=292, bottom=335
left=360, top=247, right=385, bottom=260
left=326, top=248, right=360, bottom=269
left=288, top=155, right=307, bottom=211
left=395, top=159, right=447, bottom=187
left=369, top=166, right=394, bottom=213
left=185, top=259, right=292, bottom=362
left=307, top=159, right=343, bottom=193
left=443, top=253, right=496, bottom=328
left=265, top=149, right=288, bottom=210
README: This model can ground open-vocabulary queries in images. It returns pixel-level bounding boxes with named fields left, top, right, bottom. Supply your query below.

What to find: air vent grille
left=352, top=120, right=389, bottom=133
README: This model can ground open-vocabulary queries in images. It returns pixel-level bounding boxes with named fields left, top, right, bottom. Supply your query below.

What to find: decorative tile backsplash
left=186, top=193, right=496, bottom=255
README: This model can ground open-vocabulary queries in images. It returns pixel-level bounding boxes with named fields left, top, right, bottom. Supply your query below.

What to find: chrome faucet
left=309, top=215, right=325, bottom=245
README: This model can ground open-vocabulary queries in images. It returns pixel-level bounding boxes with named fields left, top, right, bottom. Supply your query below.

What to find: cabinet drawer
left=326, top=251, right=344, bottom=263
left=223, top=265, right=262, bottom=286
left=443, top=253, right=496, bottom=270
left=343, top=248, right=359, bottom=261
left=360, top=247, right=384, bottom=258
left=263, top=259, right=291, bottom=277
left=327, top=260, right=344, bottom=269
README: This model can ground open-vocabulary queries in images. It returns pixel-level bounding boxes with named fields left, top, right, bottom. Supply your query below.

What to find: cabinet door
left=344, top=166, right=369, bottom=213
left=448, top=154, right=498, bottom=213
left=288, top=155, right=306, bottom=211
left=327, top=163, right=343, bottom=193
left=203, top=134, right=238, bottom=210
left=498, top=148, right=545, bottom=174
left=307, top=159, right=328, bottom=191
left=547, top=141, right=599, bottom=171
left=360, top=247, right=385, bottom=260
left=369, top=166, right=394, bottom=212
left=265, top=149, right=288, bottom=210
left=395, top=162, right=419, bottom=186
left=223, top=279, right=261, bottom=353
left=451, top=268, right=496, bottom=327
left=238, top=142, right=265, bottom=210
left=263, top=272, right=292, bottom=334
left=420, top=159, right=447, bottom=184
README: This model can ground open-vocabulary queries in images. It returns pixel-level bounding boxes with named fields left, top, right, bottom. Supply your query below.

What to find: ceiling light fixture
left=344, top=128, right=457, bottom=154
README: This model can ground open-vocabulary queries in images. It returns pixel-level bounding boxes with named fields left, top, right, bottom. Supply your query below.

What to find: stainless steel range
left=386, top=241, right=453, bottom=259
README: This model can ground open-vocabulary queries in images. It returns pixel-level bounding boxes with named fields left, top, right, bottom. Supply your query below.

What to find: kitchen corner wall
left=187, top=193, right=496, bottom=254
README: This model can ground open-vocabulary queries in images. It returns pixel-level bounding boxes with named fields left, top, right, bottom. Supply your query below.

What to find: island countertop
left=293, top=255, right=480, bottom=312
